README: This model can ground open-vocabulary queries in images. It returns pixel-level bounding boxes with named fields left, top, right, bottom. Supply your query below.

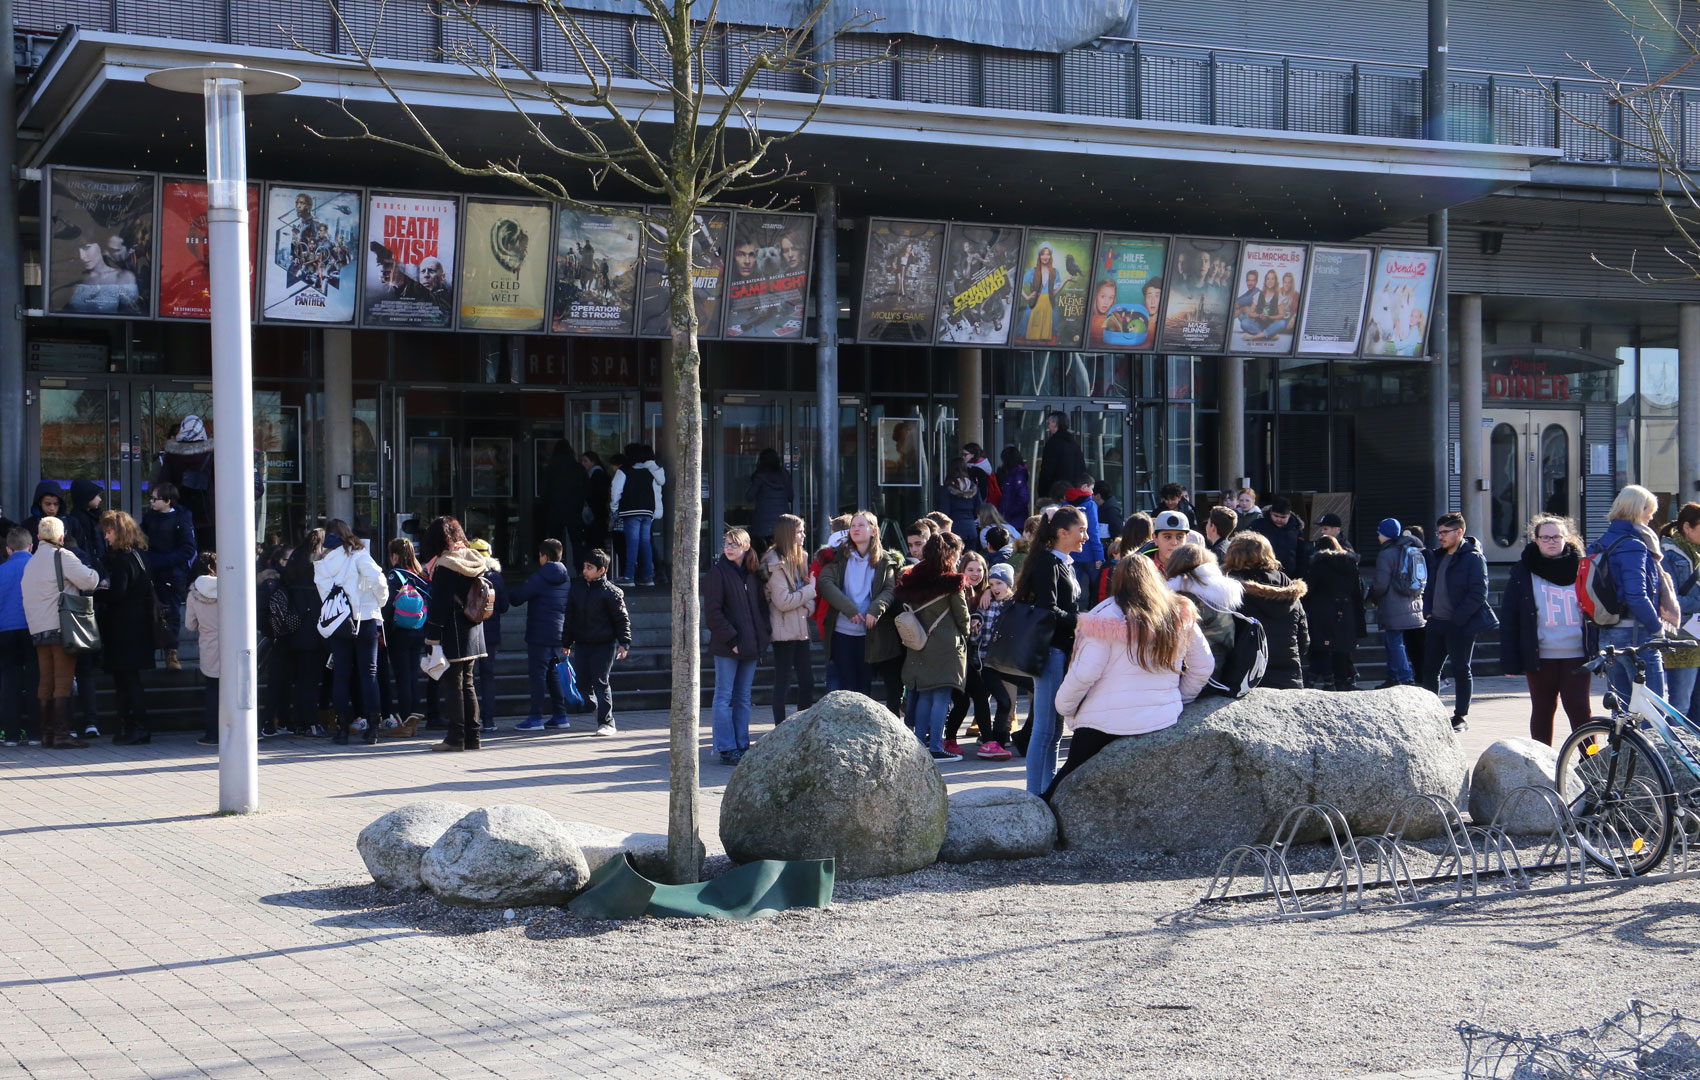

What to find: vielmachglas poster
left=46, top=169, right=156, bottom=317
left=260, top=186, right=361, bottom=323
left=1227, top=242, right=1307, bottom=355
left=459, top=198, right=552, bottom=332
left=551, top=207, right=642, bottom=335
left=723, top=211, right=813, bottom=339
left=362, top=192, right=457, bottom=329
left=637, top=207, right=729, bottom=339
left=1360, top=247, right=1441, bottom=358
left=1296, top=245, right=1374, bottom=356
left=857, top=218, right=946, bottom=345
left=1157, top=237, right=1240, bottom=354
left=1086, top=233, right=1168, bottom=351
left=1011, top=229, right=1095, bottom=349
left=158, top=179, right=259, bottom=320
left=935, top=223, right=1022, bottom=346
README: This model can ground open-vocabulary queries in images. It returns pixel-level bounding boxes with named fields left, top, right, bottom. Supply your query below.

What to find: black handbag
left=984, top=600, right=1056, bottom=678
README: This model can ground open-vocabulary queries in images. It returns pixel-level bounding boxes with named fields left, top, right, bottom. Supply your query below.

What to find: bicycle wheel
left=1556, top=720, right=1678, bottom=876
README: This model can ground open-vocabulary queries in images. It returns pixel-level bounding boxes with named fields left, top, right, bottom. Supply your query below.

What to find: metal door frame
left=27, top=374, right=142, bottom=519
left=1482, top=406, right=1583, bottom=563
left=994, top=397, right=1132, bottom=518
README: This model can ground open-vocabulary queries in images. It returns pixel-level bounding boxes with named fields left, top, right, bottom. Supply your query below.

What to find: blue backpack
left=1393, top=544, right=1428, bottom=597
left=391, top=569, right=428, bottom=630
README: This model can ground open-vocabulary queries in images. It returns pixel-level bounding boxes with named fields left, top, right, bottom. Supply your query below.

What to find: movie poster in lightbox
left=935, top=223, right=1022, bottom=346
left=551, top=207, right=642, bottom=335
left=1157, top=236, right=1240, bottom=354
left=1010, top=229, right=1095, bottom=349
left=459, top=198, right=552, bottom=333
left=1226, top=242, right=1307, bottom=355
left=260, top=185, right=361, bottom=323
left=46, top=169, right=156, bottom=318
left=1085, top=233, right=1168, bottom=351
left=637, top=207, right=729, bottom=339
left=158, top=179, right=260, bottom=320
left=362, top=192, right=458, bottom=329
left=723, top=211, right=813, bottom=340
left=1360, top=247, right=1441, bottom=358
left=857, top=218, right=946, bottom=345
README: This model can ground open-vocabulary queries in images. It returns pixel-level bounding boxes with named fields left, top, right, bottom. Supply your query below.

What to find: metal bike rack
left=1198, top=785, right=1700, bottom=920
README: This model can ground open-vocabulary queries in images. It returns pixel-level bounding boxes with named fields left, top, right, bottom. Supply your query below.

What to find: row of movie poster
left=857, top=220, right=1441, bottom=359
left=44, top=167, right=814, bottom=341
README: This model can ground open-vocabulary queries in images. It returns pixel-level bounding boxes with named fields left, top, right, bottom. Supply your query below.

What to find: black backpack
left=1206, top=610, right=1269, bottom=699
left=265, top=581, right=301, bottom=641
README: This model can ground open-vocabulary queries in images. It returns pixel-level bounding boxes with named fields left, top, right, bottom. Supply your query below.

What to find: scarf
left=1521, top=542, right=1579, bottom=587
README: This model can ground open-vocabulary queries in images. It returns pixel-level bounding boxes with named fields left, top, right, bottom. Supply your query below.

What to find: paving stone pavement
left=0, top=679, right=1573, bottom=1079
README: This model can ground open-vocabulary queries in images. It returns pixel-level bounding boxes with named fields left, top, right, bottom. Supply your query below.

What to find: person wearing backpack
left=313, top=520, right=389, bottom=746
left=703, top=527, right=771, bottom=766
left=1659, top=503, right=1700, bottom=720
left=1162, top=541, right=1245, bottom=685
left=1590, top=485, right=1677, bottom=708
left=1420, top=512, right=1499, bottom=733
left=381, top=538, right=430, bottom=738
left=509, top=538, right=573, bottom=732
left=1223, top=531, right=1309, bottom=691
left=1499, top=514, right=1596, bottom=745
left=893, top=531, right=970, bottom=763
left=1047, top=549, right=1212, bottom=799
left=1367, top=517, right=1424, bottom=687
left=421, top=516, right=491, bottom=751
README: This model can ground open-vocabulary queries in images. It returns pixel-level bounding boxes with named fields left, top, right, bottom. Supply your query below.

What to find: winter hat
left=1378, top=517, right=1402, bottom=539
left=176, top=415, right=207, bottom=442
left=467, top=538, right=493, bottom=556
left=987, top=563, right=1015, bottom=589
left=1317, top=512, right=1343, bottom=528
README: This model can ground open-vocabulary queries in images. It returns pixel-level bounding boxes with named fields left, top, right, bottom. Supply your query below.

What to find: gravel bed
left=331, top=851, right=1700, bottom=1080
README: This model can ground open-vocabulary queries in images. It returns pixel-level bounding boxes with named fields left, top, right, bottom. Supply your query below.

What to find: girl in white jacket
left=184, top=553, right=221, bottom=746
left=313, top=519, right=389, bottom=745
left=1046, top=550, right=1213, bottom=799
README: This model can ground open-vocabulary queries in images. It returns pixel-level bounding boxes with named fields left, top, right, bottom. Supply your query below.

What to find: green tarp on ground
left=566, top=854, right=835, bottom=921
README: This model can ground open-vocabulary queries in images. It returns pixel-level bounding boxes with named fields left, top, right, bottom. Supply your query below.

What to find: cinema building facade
left=6, top=0, right=1700, bottom=574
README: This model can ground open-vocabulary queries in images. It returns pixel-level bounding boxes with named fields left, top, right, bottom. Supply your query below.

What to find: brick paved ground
left=0, top=677, right=1590, bottom=1079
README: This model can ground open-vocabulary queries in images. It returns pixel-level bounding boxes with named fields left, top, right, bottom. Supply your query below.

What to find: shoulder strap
left=54, top=548, right=66, bottom=590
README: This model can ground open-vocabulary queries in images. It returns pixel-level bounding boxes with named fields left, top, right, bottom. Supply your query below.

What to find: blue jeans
left=1664, top=666, right=1697, bottom=720
left=830, top=631, right=871, bottom=695
left=1383, top=628, right=1414, bottom=684
left=476, top=643, right=500, bottom=726
left=712, top=654, right=757, bottom=753
left=527, top=644, right=565, bottom=720
left=329, top=620, right=381, bottom=720
left=911, top=687, right=951, bottom=753
left=387, top=629, right=423, bottom=719
left=1025, top=647, right=1068, bottom=796
left=621, top=515, right=654, bottom=583
left=1602, top=622, right=1667, bottom=708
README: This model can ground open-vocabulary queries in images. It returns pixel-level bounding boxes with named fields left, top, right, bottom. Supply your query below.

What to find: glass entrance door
left=995, top=400, right=1130, bottom=521
left=1483, top=408, right=1582, bottom=563
left=715, top=393, right=860, bottom=545
left=28, top=377, right=131, bottom=519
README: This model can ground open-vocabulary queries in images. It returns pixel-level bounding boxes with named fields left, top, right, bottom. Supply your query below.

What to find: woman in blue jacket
left=1592, top=485, right=1675, bottom=707
left=1658, top=503, right=1700, bottom=718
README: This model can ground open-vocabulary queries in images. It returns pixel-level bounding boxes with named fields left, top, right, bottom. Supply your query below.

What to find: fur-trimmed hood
left=893, top=560, right=964, bottom=606
left=1165, top=562, right=1243, bottom=612
left=1233, top=567, right=1307, bottom=603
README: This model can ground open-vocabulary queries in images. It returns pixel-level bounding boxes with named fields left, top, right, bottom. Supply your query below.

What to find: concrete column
left=1429, top=211, right=1451, bottom=525
left=955, top=349, right=983, bottom=450
left=814, top=185, right=839, bottom=533
left=323, top=328, right=355, bottom=524
left=1218, top=355, right=1245, bottom=492
left=1680, top=303, right=1700, bottom=507
left=0, top=0, right=23, bottom=518
left=1459, top=293, right=1486, bottom=531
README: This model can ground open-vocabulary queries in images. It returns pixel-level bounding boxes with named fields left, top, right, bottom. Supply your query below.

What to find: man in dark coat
left=542, top=441, right=589, bottom=564
left=509, top=538, right=573, bottom=730
left=65, top=479, right=107, bottom=563
left=142, top=483, right=198, bottom=670
left=1420, top=512, right=1498, bottom=734
left=1251, top=496, right=1309, bottom=578
left=1035, top=412, right=1087, bottom=502
left=561, top=548, right=630, bottom=738
left=23, top=481, right=65, bottom=552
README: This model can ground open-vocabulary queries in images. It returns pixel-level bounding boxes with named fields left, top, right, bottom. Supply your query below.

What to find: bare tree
left=1545, top=0, right=1700, bottom=281
left=299, top=0, right=888, bottom=883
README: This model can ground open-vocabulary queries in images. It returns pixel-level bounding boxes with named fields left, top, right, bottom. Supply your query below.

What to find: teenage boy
left=0, top=527, right=38, bottom=746
left=510, top=538, right=573, bottom=731
left=1205, top=506, right=1237, bottom=563
left=1152, top=510, right=1191, bottom=572
left=1066, top=474, right=1105, bottom=605
left=904, top=521, right=932, bottom=564
left=1420, top=512, right=1497, bottom=733
left=561, top=549, right=630, bottom=737
left=142, top=483, right=198, bottom=670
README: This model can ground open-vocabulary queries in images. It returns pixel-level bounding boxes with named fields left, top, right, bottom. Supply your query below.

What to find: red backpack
left=1576, top=535, right=1632, bottom=627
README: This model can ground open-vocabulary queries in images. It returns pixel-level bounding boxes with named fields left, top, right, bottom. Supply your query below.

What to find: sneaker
left=514, top=718, right=546, bottom=731
left=977, top=740, right=1013, bottom=761
left=258, top=724, right=279, bottom=739
left=595, top=721, right=617, bottom=737
left=943, top=739, right=962, bottom=758
left=481, top=721, right=497, bottom=734
left=351, top=718, right=368, bottom=732
left=2, top=733, right=17, bottom=747
left=729, top=748, right=746, bottom=764
left=931, top=748, right=963, bottom=763
left=1451, top=715, right=1469, bottom=733
left=26, top=738, right=41, bottom=747
left=196, top=736, right=218, bottom=747
left=719, top=750, right=736, bottom=766
left=83, top=724, right=100, bottom=737
left=614, top=578, right=635, bottom=587
left=304, top=724, right=327, bottom=738
left=636, top=579, right=655, bottom=587
left=544, top=715, right=568, bottom=729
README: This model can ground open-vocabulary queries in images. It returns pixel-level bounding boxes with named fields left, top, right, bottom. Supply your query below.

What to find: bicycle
left=1556, top=639, right=1700, bottom=876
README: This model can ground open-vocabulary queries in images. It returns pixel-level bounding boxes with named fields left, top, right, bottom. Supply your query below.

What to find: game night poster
left=723, top=211, right=813, bottom=339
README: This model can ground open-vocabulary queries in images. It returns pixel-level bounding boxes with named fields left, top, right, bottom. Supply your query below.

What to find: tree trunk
left=663, top=198, right=703, bottom=885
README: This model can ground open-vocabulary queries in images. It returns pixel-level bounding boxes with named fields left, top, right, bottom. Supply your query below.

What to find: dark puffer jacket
left=703, top=556, right=772, bottom=661
left=745, top=469, right=793, bottom=539
left=561, top=576, right=630, bottom=648
left=97, top=548, right=158, bottom=674
left=508, top=560, right=572, bottom=647
left=1303, top=548, right=1364, bottom=653
left=1230, top=567, right=1310, bottom=689
left=66, top=479, right=107, bottom=562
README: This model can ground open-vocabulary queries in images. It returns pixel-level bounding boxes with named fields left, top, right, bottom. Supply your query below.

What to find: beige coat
left=761, top=548, right=817, bottom=642
left=184, top=575, right=221, bottom=679
left=20, top=542, right=100, bottom=637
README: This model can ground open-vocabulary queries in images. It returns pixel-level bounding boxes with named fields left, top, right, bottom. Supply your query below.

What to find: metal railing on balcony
left=17, top=0, right=1696, bottom=167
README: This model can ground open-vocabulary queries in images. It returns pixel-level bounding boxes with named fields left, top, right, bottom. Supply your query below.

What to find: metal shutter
left=1583, top=403, right=1616, bottom=547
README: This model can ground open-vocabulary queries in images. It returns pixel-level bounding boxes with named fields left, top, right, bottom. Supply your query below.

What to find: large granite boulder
left=719, top=691, right=947, bottom=879
left=1470, top=737, right=1563, bottom=834
left=1050, top=686, right=1468, bottom=851
left=357, top=800, right=475, bottom=890
left=420, top=804, right=591, bottom=906
left=938, top=787, right=1057, bottom=863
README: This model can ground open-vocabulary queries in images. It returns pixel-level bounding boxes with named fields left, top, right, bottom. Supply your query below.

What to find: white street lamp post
left=145, top=63, right=299, bottom=813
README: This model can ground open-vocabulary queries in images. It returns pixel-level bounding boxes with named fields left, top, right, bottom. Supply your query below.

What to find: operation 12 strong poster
left=552, top=207, right=642, bottom=335
left=1011, top=229, right=1095, bottom=349
left=857, top=218, right=946, bottom=345
left=260, top=185, right=361, bottom=323
left=362, top=192, right=458, bottom=329
left=724, top=211, right=813, bottom=339
left=1086, top=233, right=1167, bottom=351
left=157, top=179, right=260, bottom=320
left=459, top=197, right=553, bottom=333
left=47, top=169, right=156, bottom=317
left=636, top=207, right=729, bottom=339
left=935, top=223, right=1022, bottom=346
